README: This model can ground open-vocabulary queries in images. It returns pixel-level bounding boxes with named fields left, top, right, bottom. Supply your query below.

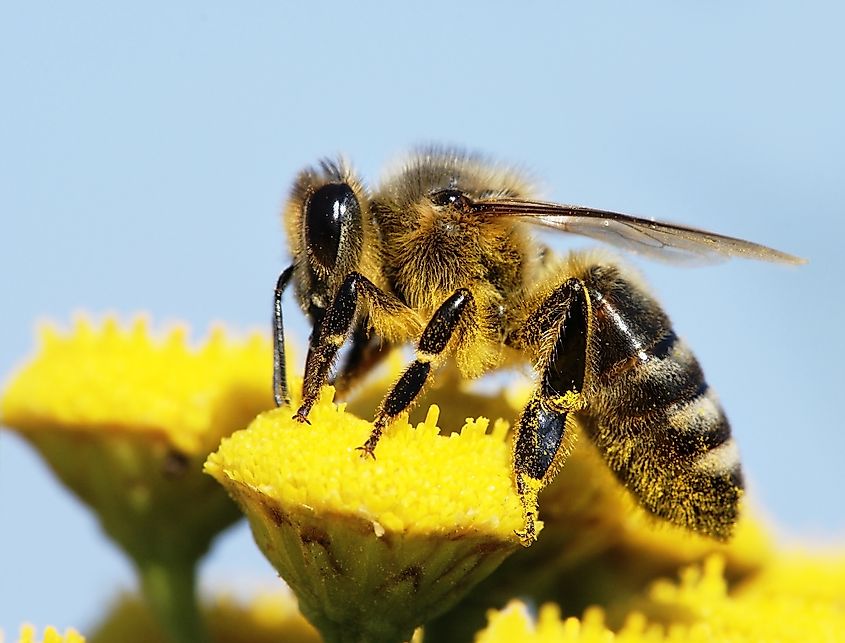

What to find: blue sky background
left=2, top=0, right=843, bottom=634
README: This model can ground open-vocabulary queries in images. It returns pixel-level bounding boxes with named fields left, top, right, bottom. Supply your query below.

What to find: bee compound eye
left=304, top=182, right=360, bottom=270
left=430, top=189, right=468, bottom=209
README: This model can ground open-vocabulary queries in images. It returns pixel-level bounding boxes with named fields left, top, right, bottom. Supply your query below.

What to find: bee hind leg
left=358, top=288, right=475, bottom=457
left=512, top=278, right=590, bottom=545
left=513, top=398, right=571, bottom=545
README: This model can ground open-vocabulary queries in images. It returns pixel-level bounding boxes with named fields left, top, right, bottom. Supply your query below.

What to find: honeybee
left=272, top=148, right=802, bottom=545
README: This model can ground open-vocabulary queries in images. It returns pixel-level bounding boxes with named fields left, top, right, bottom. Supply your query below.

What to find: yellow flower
left=475, top=553, right=845, bottom=642
left=637, top=553, right=845, bottom=641
left=2, top=315, right=271, bottom=454
left=6, top=625, right=85, bottom=643
left=1, top=316, right=275, bottom=643
left=205, top=386, right=528, bottom=643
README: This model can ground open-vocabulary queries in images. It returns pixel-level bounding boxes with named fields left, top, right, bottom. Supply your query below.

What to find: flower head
left=205, top=386, right=527, bottom=643
left=2, top=315, right=272, bottom=454
left=476, top=552, right=845, bottom=643
left=1, top=315, right=276, bottom=643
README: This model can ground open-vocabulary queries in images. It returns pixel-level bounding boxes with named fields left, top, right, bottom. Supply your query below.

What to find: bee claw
left=292, top=410, right=311, bottom=425
left=355, top=443, right=377, bottom=460
left=515, top=512, right=538, bottom=547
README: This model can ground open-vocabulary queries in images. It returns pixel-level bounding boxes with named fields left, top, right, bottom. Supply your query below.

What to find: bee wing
left=472, top=199, right=805, bottom=265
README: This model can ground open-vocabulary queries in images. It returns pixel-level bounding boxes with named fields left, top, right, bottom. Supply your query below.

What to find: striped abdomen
left=580, top=264, right=742, bottom=538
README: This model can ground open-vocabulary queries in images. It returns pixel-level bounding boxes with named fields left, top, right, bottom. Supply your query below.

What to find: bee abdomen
left=605, top=335, right=725, bottom=442
left=588, top=369, right=742, bottom=537
left=583, top=275, right=743, bottom=538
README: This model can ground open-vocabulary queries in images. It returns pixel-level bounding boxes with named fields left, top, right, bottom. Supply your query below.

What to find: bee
left=272, top=148, right=803, bottom=545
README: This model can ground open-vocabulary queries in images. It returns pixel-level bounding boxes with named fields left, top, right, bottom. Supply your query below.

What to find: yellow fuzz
left=206, top=387, right=528, bottom=642
left=550, top=390, right=585, bottom=412
left=6, top=626, right=85, bottom=643
left=1, top=315, right=273, bottom=454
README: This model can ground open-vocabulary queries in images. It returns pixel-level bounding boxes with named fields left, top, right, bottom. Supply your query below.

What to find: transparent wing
left=471, top=199, right=804, bottom=265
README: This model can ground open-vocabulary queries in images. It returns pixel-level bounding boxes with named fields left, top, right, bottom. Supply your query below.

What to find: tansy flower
left=205, top=386, right=528, bottom=643
left=5, top=625, right=85, bottom=643
left=475, top=553, right=845, bottom=642
left=1, top=316, right=275, bottom=643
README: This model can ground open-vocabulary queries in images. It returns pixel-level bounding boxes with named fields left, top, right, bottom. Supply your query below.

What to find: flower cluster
left=2, top=315, right=843, bottom=642
left=476, top=553, right=845, bottom=642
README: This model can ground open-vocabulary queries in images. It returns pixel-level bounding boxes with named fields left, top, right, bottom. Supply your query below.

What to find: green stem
left=316, top=624, right=409, bottom=643
left=138, top=558, right=209, bottom=643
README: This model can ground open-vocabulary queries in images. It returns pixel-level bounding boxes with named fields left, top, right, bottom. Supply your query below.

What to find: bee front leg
left=295, top=272, right=407, bottom=422
left=273, top=265, right=296, bottom=407
left=512, top=278, right=589, bottom=545
left=358, top=289, right=474, bottom=457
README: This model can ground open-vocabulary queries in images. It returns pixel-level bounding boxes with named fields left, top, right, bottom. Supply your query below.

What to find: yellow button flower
left=205, top=386, right=528, bottom=643
left=1, top=316, right=275, bottom=643
left=2, top=315, right=271, bottom=454
left=476, top=553, right=845, bottom=642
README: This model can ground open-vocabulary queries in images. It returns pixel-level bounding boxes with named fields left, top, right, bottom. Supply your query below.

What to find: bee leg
left=295, top=272, right=406, bottom=422
left=512, top=278, right=589, bottom=545
left=273, top=265, right=296, bottom=407
left=513, top=397, right=572, bottom=545
left=358, top=289, right=474, bottom=457
left=331, top=324, right=392, bottom=396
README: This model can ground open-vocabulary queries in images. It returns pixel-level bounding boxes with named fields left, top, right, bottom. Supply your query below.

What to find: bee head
left=283, top=159, right=368, bottom=321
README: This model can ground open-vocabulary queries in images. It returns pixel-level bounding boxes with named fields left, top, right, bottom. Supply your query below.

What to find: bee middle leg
left=511, top=278, right=590, bottom=545
left=330, top=323, right=392, bottom=396
left=358, top=288, right=475, bottom=457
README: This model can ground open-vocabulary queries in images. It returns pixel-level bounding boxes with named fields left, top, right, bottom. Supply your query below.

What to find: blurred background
left=1, top=0, right=843, bottom=633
